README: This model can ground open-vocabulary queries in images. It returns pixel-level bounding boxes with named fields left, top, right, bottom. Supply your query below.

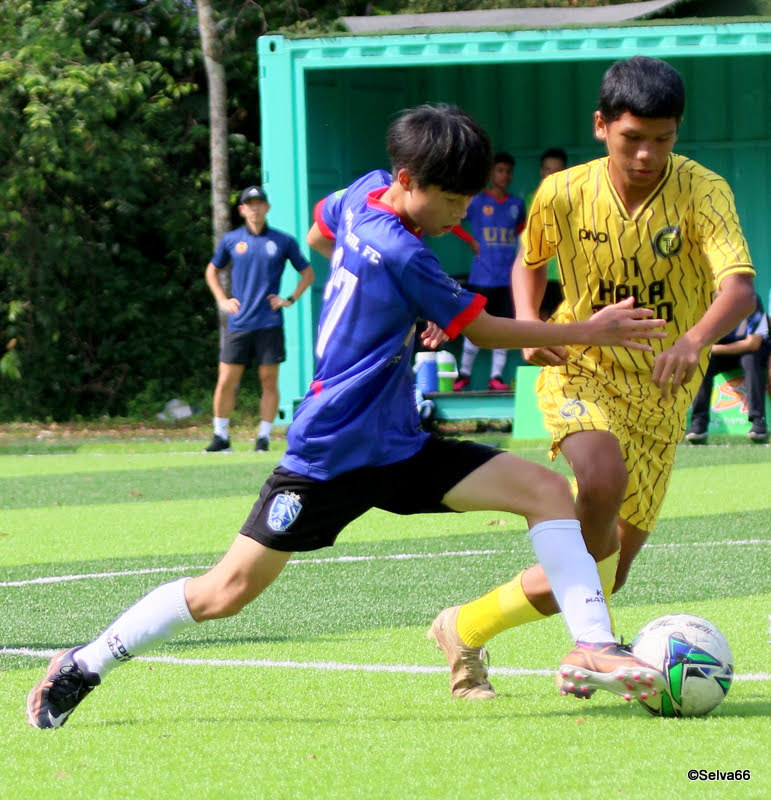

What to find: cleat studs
left=623, top=694, right=632, bottom=701
left=640, top=692, right=649, bottom=700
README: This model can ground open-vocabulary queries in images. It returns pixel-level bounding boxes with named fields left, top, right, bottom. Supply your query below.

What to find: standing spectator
left=204, top=186, right=315, bottom=452
left=685, top=293, right=769, bottom=443
left=452, top=152, right=527, bottom=391
left=523, top=148, right=569, bottom=319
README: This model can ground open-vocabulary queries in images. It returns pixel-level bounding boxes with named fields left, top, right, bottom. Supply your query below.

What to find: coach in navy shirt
left=204, top=186, right=314, bottom=453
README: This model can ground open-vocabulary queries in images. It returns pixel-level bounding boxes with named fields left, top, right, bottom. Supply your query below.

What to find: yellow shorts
left=537, top=366, right=683, bottom=532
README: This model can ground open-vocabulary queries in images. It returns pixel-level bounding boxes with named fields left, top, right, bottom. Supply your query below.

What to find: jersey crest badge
left=559, top=399, right=587, bottom=419
left=266, top=240, right=278, bottom=257
left=654, top=226, right=683, bottom=258
left=267, top=492, right=302, bottom=531
left=482, top=204, right=494, bottom=216
left=236, top=241, right=248, bottom=254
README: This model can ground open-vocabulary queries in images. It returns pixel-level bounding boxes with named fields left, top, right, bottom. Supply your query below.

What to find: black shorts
left=220, top=326, right=286, bottom=367
left=240, top=436, right=501, bottom=552
left=467, top=285, right=514, bottom=319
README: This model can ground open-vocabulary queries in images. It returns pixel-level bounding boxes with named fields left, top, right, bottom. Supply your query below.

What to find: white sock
left=259, top=420, right=273, bottom=439
left=75, top=578, right=196, bottom=678
left=460, top=339, right=479, bottom=376
left=491, top=349, right=508, bottom=378
left=213, top=417, right=229, bottom=439
left=528, top=519, right=614, bottom=644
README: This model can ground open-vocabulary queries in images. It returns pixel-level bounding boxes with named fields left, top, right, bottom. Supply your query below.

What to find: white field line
left=1, top=539, right=769, bottom=589
left=2, top=647, right=768, bottom=682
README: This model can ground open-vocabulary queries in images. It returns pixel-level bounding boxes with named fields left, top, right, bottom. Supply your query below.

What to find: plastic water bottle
left=414, top=352, right=438, bottom=393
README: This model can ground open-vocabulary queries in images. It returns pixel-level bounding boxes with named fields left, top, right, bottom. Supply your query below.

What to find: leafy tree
left=0, top=0, right=221, bottom=419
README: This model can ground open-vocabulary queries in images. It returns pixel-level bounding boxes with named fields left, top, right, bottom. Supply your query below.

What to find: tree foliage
left=0, top=0, right=264, bottom=420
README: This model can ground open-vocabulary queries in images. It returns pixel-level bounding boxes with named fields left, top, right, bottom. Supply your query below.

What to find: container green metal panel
left=258, top=23, right=771, bottom=417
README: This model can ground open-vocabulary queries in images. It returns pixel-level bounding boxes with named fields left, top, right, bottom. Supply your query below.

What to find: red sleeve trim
left=444, top=293, right=487, bottom=340
left=451, top=225, right=474, bottom=244
left=313, top=199, right=335, bottom=240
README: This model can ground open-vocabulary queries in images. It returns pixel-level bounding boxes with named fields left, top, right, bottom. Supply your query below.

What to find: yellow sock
left=457, top=570, right=547, bottom=647
left=596, top=550, right=620, bottom=635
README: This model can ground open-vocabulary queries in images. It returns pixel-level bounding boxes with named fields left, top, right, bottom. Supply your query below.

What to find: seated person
left=685, top=293, right=769, bottom=443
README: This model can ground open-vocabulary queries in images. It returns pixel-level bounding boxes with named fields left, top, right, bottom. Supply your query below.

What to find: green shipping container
left=257, top=22, right=771, bottom=418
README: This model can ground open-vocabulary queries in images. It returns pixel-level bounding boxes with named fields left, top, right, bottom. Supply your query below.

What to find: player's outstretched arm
left=463, top=296, right=667, bottom=351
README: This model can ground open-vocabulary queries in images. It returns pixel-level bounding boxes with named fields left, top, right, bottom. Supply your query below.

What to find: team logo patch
left=654, top=226, right=683, bottom=258
left=265, top=240, right=278, bottom=257
left=559, top=399, right=587, bottom=419
left=236, top=241, right=248, bottom=254
left=267, top=492, right=302, bottom=531
left=482, top=204, right=494, bottom=216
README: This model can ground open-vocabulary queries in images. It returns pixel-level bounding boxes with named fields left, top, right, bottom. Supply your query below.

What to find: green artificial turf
left=0, top=434, right=768, bottom=800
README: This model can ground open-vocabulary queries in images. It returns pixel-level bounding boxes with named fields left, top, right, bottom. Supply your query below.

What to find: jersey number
left=316, top=249, right=359, bottom=357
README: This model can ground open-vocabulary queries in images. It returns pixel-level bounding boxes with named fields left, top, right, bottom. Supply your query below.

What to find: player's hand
left=522, top=345, right=568, bottom=367
left=218, top=298, right=240, bottom=314
left=586, top=297, right=668, bottom=350
left=470, top=239, right=480, bottom=256
left=651, top=335, right=702, bottom=401
left=421, top=322, right=449, bottom=350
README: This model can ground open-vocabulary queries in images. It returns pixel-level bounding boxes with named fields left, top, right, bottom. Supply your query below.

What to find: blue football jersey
left=282, top=170, right=485, bottom=480
left=211, top=225, right=309, bottom=331
left=465, top=191, right=526, bottom=287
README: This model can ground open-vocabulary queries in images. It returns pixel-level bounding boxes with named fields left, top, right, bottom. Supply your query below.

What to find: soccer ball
left=631, top=614, right=733, bottom=717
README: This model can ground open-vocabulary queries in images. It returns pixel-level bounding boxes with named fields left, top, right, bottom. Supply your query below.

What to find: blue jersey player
left=27, top=105, right=670, bottom=729
left=452, top=152, right=526, bottom=391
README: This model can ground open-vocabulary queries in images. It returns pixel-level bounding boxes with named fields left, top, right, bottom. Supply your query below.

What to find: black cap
left=239, top=186, right=268, bottom=204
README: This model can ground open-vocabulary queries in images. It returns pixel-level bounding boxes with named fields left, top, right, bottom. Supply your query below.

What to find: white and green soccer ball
left=631, top=614, right=733, bottom=717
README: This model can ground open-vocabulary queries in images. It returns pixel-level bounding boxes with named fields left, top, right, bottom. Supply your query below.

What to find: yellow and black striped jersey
left=523, top=153, right=755, bottom=383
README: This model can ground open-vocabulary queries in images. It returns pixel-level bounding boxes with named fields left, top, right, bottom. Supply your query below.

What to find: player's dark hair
left=598, top=56, right=685, bottom=122
left=387, top=104, right=493, bottom=195
left=540, top=147, right=567, bottom=166
left=494, top=151, right=515, bottom=168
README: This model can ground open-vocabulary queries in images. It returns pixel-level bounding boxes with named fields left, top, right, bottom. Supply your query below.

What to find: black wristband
left=286, top=296, right=295, bottom=305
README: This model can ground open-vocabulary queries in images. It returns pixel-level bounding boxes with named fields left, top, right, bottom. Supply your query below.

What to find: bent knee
left=577, top=465, right=628, bottom=505
left=530, top=470, right=575, bottom=517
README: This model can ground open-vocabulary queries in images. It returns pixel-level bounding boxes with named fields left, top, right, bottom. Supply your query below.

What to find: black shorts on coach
left=220, top=326, right=286, bottom=367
